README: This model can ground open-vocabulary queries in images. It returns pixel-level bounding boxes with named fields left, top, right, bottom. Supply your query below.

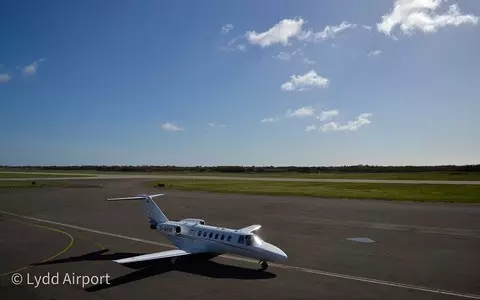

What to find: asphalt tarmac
left=1, top=179, right=479, bottom=300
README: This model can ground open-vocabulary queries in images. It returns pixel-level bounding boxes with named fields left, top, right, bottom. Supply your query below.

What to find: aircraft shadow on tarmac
left=33, top=249, right=276, bottom=291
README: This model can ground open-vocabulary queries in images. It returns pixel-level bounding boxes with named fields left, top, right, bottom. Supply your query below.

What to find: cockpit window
left=245, top=234, right=263, bottom=246
left=238, top=235, right=245, bottom=244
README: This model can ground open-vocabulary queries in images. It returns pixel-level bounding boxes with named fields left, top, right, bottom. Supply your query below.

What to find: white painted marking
left=347, top=237, right=376, bottom=243
left=1, top=210, right=479, bottom=299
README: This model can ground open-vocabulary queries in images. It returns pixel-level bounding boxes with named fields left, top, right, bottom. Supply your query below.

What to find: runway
left=1, top=171, right=480, bottom=185
left=1, top=179, right=479, bottom=300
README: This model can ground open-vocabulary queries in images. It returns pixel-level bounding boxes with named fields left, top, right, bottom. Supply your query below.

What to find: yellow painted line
left=0, top=218, right=74, bottom=277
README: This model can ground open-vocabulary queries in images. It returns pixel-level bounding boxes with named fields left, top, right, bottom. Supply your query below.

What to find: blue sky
left=1, top=0, right=479, bottom=166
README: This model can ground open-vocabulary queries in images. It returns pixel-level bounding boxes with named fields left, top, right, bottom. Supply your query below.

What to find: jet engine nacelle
left=156, top=223, right=187, bottom=235
left=181, top=218, right=206, bottom=225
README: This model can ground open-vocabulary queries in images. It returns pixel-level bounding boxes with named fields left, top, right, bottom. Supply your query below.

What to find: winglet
left=238, top=224, right=261, bottom=233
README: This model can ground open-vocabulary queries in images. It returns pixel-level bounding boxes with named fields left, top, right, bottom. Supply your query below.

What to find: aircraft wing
left=238, top=224, right=261, bottom=233
left=114, top=249, right=192, bottom=264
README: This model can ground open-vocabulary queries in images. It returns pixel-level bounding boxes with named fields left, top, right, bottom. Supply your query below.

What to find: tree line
left=3, top=164, right=480, bottom=173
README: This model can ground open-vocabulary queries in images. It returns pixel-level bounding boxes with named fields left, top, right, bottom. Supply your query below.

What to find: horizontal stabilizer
left=114, top=249, right=191, bottom=264
left=106, top=196, right=146, bottom=201
left=106, top=194, right=165, bottom=201
left=238, top=224, right=261, bottom=233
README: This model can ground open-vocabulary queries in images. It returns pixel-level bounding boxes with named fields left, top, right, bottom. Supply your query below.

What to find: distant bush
left=3, top=164, right=480, bottom=173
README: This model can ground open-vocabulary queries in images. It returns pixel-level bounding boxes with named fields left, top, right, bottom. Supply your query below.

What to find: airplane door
left=189, top=230, right=196, bottom=237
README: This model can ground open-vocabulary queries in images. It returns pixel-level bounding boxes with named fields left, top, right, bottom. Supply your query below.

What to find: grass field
left=1, top=169, right=480, bottom=181
left=0, top=181, right=74, bottom=188
left=0, top=172, right=94, bottom=179
left=149, top=179, right=480, bottom=203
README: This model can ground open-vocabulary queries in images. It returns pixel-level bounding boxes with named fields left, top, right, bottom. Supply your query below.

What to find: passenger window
left=238, top=235, right=245, bottom=244
left=209, top=232, right=213, bottom=238
left=203, top=231, right=207, bottom=237
left=227, top=236, right=231, bottom=242
left=221, top=234, right=225, bottom=240
left=198, top=231, right=202, bottom=236
left=215, top=233, right=219, bottom=239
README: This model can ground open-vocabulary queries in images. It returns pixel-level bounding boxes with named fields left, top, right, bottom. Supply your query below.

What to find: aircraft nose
left=276, top=247, right=288, bottom=260
left=265, top=243, right=288, bottom=261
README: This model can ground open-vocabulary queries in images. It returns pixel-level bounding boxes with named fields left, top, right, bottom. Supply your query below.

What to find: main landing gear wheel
left=259, top=261, right=268, bottom=271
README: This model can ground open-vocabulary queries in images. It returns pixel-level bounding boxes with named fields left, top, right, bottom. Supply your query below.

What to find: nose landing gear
left=259, top=260, right=268, bottom=271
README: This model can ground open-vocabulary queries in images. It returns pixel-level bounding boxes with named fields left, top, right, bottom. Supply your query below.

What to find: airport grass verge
left=149, top=179, right=480, bottom=203
left=2, top=169, right=479, bottom=181
left=0, top=181, right=75, bottom=188
left=0, top=172, right=94, bottom=179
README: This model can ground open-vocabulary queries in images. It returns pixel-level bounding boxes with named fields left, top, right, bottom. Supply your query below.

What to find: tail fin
left=107, top=193, right=168, bottom=224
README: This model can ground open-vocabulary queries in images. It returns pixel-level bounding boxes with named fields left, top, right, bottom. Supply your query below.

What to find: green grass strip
left=149, top=179, right=480, bottom=203
left=0, top=181, right=75, bottom=188
left=0, top=172, right=93, bottom=179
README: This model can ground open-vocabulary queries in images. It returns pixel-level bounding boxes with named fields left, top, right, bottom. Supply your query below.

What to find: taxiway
left=0, top=179, right=479, bottom=300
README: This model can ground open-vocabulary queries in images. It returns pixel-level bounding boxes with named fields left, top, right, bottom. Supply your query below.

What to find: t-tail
left=106, top=194, right=168, bottom=227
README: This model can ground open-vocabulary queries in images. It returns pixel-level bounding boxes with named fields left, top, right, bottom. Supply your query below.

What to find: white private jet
left=106, top=193, right=287, bottom=270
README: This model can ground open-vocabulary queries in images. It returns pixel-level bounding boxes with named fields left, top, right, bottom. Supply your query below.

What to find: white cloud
left=305, top=124, right=317, bottom=132
left=292, top=48, right=303, bottom=56
left=261, top=117, right=279, bottom=123
left=247, top=18, right=305, bottom=47
left=23, top=62, right=39, bottom=75
left=362, top=25, right=373, bottom=31
left=281, top=70, right=329, bottom=91
left=22, top=58, right=46, bottom=76
left=273, top=52, right=292, bottom=61
left=0, top=73, right=11, bottom=83
left=299, top=21, right=357, bottom=42
left=221, top=36, right=247, bottom=52
left=235, top=44, right=246, bottom=51
left=317, top=109, right=339, bottom=121
left=221, top=24, right=233, bottom=34
left=208, top=123, right=227, bottom=128
left=318, top=21, right=357, bottom=40
left=319, top=113, right=373, bottom=132
left=303, top=57, right=316, bottom=64
left=161, top=122, right=184, bottom=132
left=319, top=122, right=340, bottom=132
left=286, top=106, right=315, bottom=118
left=368, top=50, right=382, bottom=57
left=272, top=48, right=303, bottom=61
left=377, top=0, right=478, bottom=36
left=273, top=49, right=304, bottom=61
